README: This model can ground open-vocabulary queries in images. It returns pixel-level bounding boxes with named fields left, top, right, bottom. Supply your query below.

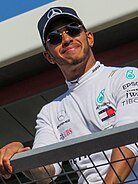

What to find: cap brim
left=43, top=14, right=83, bottom=43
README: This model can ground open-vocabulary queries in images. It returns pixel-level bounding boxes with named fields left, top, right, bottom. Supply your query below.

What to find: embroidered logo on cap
left=47, top=8, right=62, bottom=20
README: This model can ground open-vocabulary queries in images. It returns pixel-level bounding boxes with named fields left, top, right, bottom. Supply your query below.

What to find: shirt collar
left=66, top=61, right=103, bottom=89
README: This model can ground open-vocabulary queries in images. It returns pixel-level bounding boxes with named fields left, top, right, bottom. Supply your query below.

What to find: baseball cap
left=37, top=7, right=83, bottom=47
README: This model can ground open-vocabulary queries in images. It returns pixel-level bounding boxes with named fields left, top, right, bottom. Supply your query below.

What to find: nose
left=61, top=31, right=73, bottom=47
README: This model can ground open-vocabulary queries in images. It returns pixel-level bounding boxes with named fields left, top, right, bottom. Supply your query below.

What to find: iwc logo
left=47, top=8, right=62, bottom=20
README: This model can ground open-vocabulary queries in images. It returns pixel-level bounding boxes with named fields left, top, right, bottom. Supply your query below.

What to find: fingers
left=0, top=142, right=30, bottom=179
left=18, top=147, right=31, bottom=153
left=0, top=147, right=12, bottom=179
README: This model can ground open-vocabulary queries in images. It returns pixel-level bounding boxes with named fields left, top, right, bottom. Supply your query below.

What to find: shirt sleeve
left=32, top=105, right=62, bottom=175
left=33, top=105, right=59, bottom=149
left=111, top=67, right=138, bottom=155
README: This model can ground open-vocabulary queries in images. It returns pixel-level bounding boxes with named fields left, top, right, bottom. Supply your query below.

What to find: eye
left=47, top=32, right=62, bottom=45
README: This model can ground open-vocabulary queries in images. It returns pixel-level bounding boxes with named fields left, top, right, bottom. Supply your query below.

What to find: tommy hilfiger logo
left=98, top=106, right=115, bottom=122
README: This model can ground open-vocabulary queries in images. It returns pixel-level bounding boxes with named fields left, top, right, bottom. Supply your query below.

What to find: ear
left=43, top=50, right=56, bottom=64
left=86, top=31, right=94, bottom=47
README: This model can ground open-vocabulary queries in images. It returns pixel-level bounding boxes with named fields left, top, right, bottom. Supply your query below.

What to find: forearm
left=0, top=142, right=30, bottom=179
left=103, top=146, right=136, bottom=184
left=23, top=164, right=55, bottom=184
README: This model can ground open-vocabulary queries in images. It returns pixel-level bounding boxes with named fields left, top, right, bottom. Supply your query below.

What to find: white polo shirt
left=33, top=61, right=138, bottom=183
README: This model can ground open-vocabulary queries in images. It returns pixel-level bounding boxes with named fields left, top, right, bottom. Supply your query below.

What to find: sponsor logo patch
left=98, top=106, right=115, bottom=122
left=96, top=89, right=105, bottom=104
left=122, top=88, right=138, bottom=106
left=126, top=89, right=138, bottom=98
left=126, top=70, right=135, bottom=79
left=108, top=69, right=118, bottom=78
left=122, top=97, right=138, bottom=106
left=57, top=110, right=70, bottom=129
left=122, top=82, right=138, bottom=90
left=60, top=128, right=72, bottom=140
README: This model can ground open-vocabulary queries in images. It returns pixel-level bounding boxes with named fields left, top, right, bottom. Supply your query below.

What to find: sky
left=0, top=0, right=55, bottom=22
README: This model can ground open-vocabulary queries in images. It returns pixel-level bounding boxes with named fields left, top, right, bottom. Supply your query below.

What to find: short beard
left=72, top=59, right=83, bottom=65
left=71, top=46, right=90, bottom=65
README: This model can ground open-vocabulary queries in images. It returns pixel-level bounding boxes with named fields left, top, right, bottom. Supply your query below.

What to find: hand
left=0, top=142, right=31, bottom=179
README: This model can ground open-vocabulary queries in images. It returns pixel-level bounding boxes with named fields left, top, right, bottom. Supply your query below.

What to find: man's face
left=44, top=19, right=94, bottom=68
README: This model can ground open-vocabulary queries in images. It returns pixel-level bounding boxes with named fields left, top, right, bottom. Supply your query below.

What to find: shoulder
left=116, top=66, right=137, bottom=75
left=105, top=66, right=138, bottom=95
left=105, top=65, right=138, bottom=81
left=101, top=65, right=138, bottom=93
left=39, top=90, right=69, bottom=114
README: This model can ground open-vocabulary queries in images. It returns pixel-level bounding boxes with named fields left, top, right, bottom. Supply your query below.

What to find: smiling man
left=0, top=6, right=138, bottom=184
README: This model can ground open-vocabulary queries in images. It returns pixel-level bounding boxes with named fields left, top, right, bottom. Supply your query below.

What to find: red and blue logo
left=98, top=106, right=115, bottom=122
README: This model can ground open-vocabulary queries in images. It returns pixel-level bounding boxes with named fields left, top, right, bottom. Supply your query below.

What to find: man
left=0, top=6, right=138, bottom=184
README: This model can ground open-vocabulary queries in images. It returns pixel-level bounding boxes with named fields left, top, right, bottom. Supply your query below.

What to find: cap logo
left=47, top=8, right=63, bottom=20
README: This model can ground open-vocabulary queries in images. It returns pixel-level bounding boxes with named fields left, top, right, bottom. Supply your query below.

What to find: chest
left=50, top=77, right=116, bottom=140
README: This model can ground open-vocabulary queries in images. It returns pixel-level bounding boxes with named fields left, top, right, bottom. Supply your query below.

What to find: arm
left=26, top=106, right=61, bottom=183
left=0, top=106, right=60, bottom=181
left=23, top=165, right=55, bottom=184
left=103, top=67, right=138, bottom=183
left=0, top=142, right=55, bottom=183
left=0, top=142, right=30, bottom=179
left=103, top=146, right=136, bottom=184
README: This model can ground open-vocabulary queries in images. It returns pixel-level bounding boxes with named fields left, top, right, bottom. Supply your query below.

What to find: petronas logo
left=96, top=89, right=105, bottom=104
left=126, top=70, right=135, bottom=79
